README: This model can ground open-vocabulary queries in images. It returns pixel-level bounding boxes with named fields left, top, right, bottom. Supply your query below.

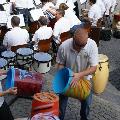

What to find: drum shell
left=0, top=58, right=7, bottom=70
left=93, top=54, right=109, bottom=94
left=16, top=48, right=33, bottom=66
left=64, top=79, right=91, bottom=100
left=14, top=69, right=44, bottom=96
left=53, top=68, right=91, bottom=100
left=32, top=60, right=51, bottom=73
left=1, top=51, right=16, bottom=67
left=112, top=13, right=120, bottom=28
left=31, top=92, right=59, bottom=117
left=114, top=14, right=120, bottom=21
left=17, top=54, right=33, bottom=64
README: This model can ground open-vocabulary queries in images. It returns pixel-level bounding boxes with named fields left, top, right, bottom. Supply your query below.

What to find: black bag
left=100, top=28, right=112, bottom=41
left=113, top=30, right=120, bottom=39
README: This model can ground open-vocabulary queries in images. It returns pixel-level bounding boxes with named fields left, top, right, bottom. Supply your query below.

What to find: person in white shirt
left=0, top=69, right=17, bottom=120
left=3, top=16, right=29, bottom=49
left=41, top=0, right=55, bottom=12
left=0, top=0, right=6, bottom=4
left=53, top=9, right=71, bottom=44
left=103, top=0, right=117, bottom=15
left=59, top=3, right=81, bottom=28
left=56, top=22, right=98, bottom=120
left=88, top=0, right=102, bottom=26
left=11, top=0, right=35, bottom=24
left=56, top=0, right=79, bottom=18
left=96, top=0, right=106, bottom=16
left=32, top=16, right=53, bottom=49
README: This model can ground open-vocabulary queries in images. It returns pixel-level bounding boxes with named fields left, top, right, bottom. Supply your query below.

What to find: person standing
left=56, top=21, right=98, bottom=120
left=0, top=69, right=17, bottom=120
left=11, top=0, right=35, bottom=25
left=88, top=0, right=102, bottom=26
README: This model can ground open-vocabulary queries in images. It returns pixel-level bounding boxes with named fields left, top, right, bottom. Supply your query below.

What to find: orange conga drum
left=31, top=92, right=59, bottom=117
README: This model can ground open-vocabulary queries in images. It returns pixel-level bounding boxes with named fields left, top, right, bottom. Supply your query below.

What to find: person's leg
left=74, top=1, right=80, bottom=19
left=59, top=94, right=68, bottom=120
left=0, top=101, right=14, bottom=120
left=80, top=91, right=92, bottom=120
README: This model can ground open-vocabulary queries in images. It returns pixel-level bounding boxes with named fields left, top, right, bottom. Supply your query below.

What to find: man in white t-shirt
left=56, top=0, right=79, bottom=18
left=96, top=0, right=106, bottom=16
left=11, top=0, right=35, bottom=24
left=32, top=16, right=53, bottom=50
left=53, top=9, right=71, bottom=44
left=56, top=22, right=98, bottom=120
left=3, top=16, right=29, bottom=49
left=59, top=3, right=81, bottom=28
left=88, top=0, right=102, bottom=26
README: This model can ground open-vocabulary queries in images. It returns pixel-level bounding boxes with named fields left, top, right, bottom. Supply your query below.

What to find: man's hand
left=70, top=72, right=84, bottom=88
left=7, top=87, right=17, bottom=95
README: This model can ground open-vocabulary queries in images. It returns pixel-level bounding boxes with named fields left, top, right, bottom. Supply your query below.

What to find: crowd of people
left=0, top=0, right=118, bottom=120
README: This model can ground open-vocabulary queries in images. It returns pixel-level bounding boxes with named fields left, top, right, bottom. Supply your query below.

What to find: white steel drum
left=1, top=50, right=16, bottom=66
left=32, top=52, right=52, bottom=73
left=16, top=48, right=34, bottom=65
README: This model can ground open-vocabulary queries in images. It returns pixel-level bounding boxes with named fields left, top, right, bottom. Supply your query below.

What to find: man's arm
left=0, top=87, right=17, bottom=97
left=55, top=63, right=65, bottom=70
left=70, top=66, right=97, bottom=87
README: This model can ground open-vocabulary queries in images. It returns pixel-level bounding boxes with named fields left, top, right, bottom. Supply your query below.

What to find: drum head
left=0, top=58, right=7, bottom=68
left=1, top=50, right=16, bottom=58
left=17, top=48, right=33, bottom=56
left=99, top=54, right=108, bottom=62
left=31, top=113, right=60, bottom=120
left=34, top=52, right=52, bottom=62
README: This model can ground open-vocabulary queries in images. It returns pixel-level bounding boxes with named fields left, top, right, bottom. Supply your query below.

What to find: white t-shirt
left=53, top=17, right=71, bottom=37
left=103, top=0, right=116, bottom=15
left=0, top=0, right=6, bottom=4
left=11, top=0, right=35, bottom=9
left=88, top=3, right=102, bottom=26
left=96, top=0, right=106, bottom=16
left=42, top=2, right=55, bottom=12
left=32, top=26, right=53, bottom=41
left=64, top=8, right=81, bottom=28
left=56, top=38, right=98, bottom=80
left=3, top=27, right=29, bottom=47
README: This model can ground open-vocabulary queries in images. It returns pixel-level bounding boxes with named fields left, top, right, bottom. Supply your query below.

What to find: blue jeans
left=59, top=91, right=92, bottom=120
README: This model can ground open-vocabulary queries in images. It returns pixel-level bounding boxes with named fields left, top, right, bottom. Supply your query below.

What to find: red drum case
left=14, top=69, right=44, bottom=96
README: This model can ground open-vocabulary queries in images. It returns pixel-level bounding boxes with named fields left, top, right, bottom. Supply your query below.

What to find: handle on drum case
left=47, top=62, right=49, bottom=67
left=33, top=103, right=54, bottom=111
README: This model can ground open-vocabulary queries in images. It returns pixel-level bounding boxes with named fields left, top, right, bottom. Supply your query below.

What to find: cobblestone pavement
left=4, top=0, right=120, bottom=120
